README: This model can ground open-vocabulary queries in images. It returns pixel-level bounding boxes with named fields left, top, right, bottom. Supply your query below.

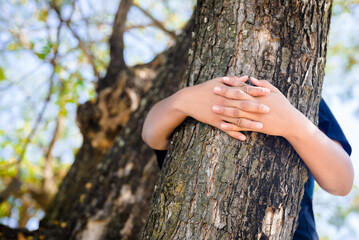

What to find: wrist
left=283, top=109, right=317, bottom=142
left=171, top=87, right=191, bottom=117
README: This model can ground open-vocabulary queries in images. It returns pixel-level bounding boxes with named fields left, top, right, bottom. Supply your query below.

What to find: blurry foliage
left=316, top=2, right=359, bottom=239
left=324, top=0, right=359, bottom=107
left=0, top=0, right=194, bottom=229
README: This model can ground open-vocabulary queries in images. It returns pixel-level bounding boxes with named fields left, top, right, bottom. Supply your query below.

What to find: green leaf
left=0, top=67, right=5, bottom=81
left=7, top=42, right=20, bottom=51
left=36, top=52, right=46, bottom=60
left=36, top=40, right=53, bottom=60
left=38, top=9, right=48, bottom=22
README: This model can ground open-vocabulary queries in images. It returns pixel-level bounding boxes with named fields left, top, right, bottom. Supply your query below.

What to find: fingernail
left=262, top=88, right=270, bottom=93
left=214, top=86, right=222, bottom=93
left=212, top=105, right=220, bottom=112
left=256, top=123, right=263, bottom=129
left=223, top=77, right=230, bottom=82
left=252, top=77, right=259, bottom=82
left=262, top=105, right=270, bottom=113
left=238, top=135, right=246, bottom=141
left=220, top=123, right=228, bottom=129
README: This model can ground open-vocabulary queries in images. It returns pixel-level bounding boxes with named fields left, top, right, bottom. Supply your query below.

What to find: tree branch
left=0, top=21, right=60, bottom=204
left=109, top=0, right=133, bottom=68
left=42, top=115, right=63, bottom=198
left=50, top=3, right=100, bottom=80
left=15, top=66, right=55, bottom=169
left=133, top=3, right=177, bottom=40
left=0, top=177, right=21, bottom=204
left=0, top=69, right=56, bottom=205
left=96, top=0, right=133, bottom=92
left=125, top=23, right=156, bottom=31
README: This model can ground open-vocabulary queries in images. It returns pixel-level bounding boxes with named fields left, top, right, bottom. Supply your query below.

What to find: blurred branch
left=109, top=0, right=133, bottom=68
left=15, top=65, right=55, bottom=169
left=125, top=23, right=156, bottom=31
left=42, top=115, right=64, bottom=196
left=0, top=20, right=61, bottom=204
left=0, top=177, right=21, bottom=204
left=133, top=3, right=177, bottom=40
left=26, top=183, right=53, bottom=210
left=21, top=116, right=64, bottom=210
left=97, top=0, right=133, bottom=91
left=50, top=1, right=100, bottom=79
left=18, top=194, right=36, bottom=228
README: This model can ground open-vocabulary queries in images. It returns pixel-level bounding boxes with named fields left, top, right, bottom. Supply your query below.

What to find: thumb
left=250, top=77, right=278, bottom=92
left=220, top=76, right=249, bottom=87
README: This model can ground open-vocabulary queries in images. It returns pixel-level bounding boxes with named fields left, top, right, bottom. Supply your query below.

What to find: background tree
left=0, top=0, right=358, bottom=239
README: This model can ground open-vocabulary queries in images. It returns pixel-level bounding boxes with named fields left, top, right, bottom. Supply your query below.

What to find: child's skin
left=142, top=76, right=354, bottom=196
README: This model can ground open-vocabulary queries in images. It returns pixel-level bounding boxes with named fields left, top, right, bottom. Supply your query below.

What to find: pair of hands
left=178, top=76, right=301, bottom=140
left=143, top=75, right=354, bottom=196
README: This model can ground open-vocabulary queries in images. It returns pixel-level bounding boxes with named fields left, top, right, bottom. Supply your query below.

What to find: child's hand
left=211, top=77, right=303, bottom=139
left=176, top=76, right=271, bottom=140
left=142, top=75, right=271, bottom=149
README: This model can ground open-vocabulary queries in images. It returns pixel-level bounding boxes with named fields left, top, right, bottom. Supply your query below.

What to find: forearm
left=210, top=78, right=354, bottom=196
left=142, top=89, right=187, bottom=150
left=284, top=111, right=354, bottom=196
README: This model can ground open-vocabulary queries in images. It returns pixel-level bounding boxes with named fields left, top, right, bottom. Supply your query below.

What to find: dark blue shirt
left=293, top=99, right=352, bottom=240
left=153, top=99, right=352, bottom=239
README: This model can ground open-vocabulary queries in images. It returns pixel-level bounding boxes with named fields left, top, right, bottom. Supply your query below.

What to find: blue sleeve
left=318, top=99, right=352, bottom=156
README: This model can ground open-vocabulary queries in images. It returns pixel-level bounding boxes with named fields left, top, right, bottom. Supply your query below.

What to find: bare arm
left=212, top=77, right=354, bottom=196
left=286, top=114, right=353, bottom=196
left=141, top=90, right=187, bottom=150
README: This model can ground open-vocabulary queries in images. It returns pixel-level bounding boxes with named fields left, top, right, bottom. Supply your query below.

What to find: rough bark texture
left=142, top=0, right=332, bottom=239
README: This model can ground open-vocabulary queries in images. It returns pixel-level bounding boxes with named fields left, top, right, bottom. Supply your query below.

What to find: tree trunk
left=142, top=0, right=332, bottom=239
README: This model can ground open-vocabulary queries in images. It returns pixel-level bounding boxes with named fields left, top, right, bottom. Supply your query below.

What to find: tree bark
left=142, top=0, right=332, bottom=239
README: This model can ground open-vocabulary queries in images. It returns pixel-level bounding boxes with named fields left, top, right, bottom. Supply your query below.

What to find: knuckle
left=255, top=103, right=262, bottom=112
left=239, top=101, right=250, bottom=110
left=227, top=76, right=235, bottom=83
left=236, top=118, right=244, bottom=126
left=234, top=89, right=243, bottom=99
left=219, top=98, right=228, bottom=106
left=231, top=108, right=241, bottom=117
left=243, top=85, right=250, bottom=93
